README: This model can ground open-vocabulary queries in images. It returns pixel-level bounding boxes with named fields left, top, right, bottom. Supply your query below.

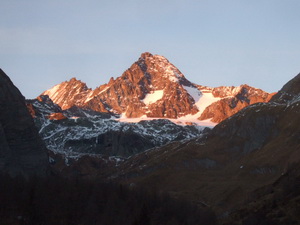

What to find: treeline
left=0, top=174, right=216, bottom=225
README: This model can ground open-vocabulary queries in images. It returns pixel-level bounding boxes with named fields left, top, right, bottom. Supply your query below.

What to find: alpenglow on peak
left=40, top=52, right=272, bottom=123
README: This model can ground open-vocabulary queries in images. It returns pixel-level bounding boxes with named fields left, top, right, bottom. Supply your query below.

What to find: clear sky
left=1, top=0, right=300, bottom=99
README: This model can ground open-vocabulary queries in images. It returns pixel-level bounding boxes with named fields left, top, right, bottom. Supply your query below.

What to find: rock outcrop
left=199, top=85, right=274, bottom=122
left=26, top=95, right=63, bottom=118
left=42, top=78, right=91, bottom=110
left=0, top=69, right=49, bottom=177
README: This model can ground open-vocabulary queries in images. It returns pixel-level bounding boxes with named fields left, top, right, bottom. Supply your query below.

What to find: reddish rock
left=26, top=103, right=36, bottom=118
left=39, top=53, right=274, bottom=122
left=47, top=112, right=67, bottom=120
left=40, top=53, right=199, bottom=119
left=41, top=78, right=91, bottom=110
left=199, top=85, right=273, bottom=123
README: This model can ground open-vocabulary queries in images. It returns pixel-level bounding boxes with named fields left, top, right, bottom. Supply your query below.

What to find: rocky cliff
left=42, top=53, right=198, bottom=118
left=27, top=97, right=203, bottom=158
left=199, top=84, right=274, bottom=122
left=0, top=69, right=48, bottom=177
left=41, top=52, right=272, bottom=123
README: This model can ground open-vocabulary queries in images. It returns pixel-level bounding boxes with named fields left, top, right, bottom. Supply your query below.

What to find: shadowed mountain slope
left=0, top=69, right=49, bottom=177
left=105, top=72, right=300, bottom=220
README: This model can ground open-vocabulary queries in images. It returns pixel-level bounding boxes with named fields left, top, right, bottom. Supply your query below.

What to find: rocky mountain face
left=0, top=69, right=49, bottom=177
left=41, top=52, right=197, bottom=118
left=199, top=84, right=273, bottom=123
left=41, top=52, right=272, bottom=123
left=102, top=72, right=300, bottom=223
left=27, top=96, right=203, bottom=158
left=32, top=52, right=274, bottom=163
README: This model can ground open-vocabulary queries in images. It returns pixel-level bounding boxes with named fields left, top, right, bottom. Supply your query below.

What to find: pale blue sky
left=1, top=0, right=300, bottom=98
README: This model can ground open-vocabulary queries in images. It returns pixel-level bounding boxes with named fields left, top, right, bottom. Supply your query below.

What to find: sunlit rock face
left=40, top=52, right=272, bottom=123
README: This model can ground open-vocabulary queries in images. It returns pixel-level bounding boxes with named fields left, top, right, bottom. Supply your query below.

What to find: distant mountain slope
left=0, top=69, right=48, bottom=177
left=41, top=52, right=272, bottom=123
left=199, top=84, right=274, bottom=122
left=27, top=96, right=204, bottom=158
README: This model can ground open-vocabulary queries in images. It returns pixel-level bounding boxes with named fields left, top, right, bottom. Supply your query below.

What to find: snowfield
left=183, top=85, right=221, bottom=115
left=117, top=115, right=216, bottom=128
left=118, top=85, right=221, bottom=127
left=142, top=90, right=164, bottom=105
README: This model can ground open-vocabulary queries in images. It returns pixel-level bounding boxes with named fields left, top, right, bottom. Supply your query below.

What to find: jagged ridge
left=41, top=52, right=272, bottom=123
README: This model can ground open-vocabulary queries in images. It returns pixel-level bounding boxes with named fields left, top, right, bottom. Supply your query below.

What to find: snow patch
left=117, top=115, right=216, bottom=128
left=196, top=91, right=221, bottom=113
left=164, top=67, right=179, bottom=82
left=98, top=86, right=109, bottom=95
left=183, top=85, right=221, bottom=115
left=183, top=85, right=202, bottom=103
left=142, top=90, right=164, bottom=105
left=84, top=86, right=110, bottom=103
left=84, top=92, right=94, bottom=103
left=119, top=85, right=218, bottom=128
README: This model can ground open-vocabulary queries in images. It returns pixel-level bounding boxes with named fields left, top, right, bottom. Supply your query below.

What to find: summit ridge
left=41, top=52, right=272, bottom=124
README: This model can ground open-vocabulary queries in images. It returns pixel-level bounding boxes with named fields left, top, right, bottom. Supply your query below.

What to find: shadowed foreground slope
left=0, top=174, right=216, bottom=225
left=0, top=69, right=48, bottom=177
left=108, top=73, right=300, bottom=224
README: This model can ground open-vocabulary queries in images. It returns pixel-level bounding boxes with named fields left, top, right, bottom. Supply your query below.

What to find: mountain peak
left=69, top=77, right=80, bottom=83
left=140, top=52, right=153, bottom=59
left=41, top=77, right=91, bottom=110
left=39, top=53, right=273, bottom=122
left=68, top=77, right=86, bottom=85
left=136, top=52, right=187, bottom=86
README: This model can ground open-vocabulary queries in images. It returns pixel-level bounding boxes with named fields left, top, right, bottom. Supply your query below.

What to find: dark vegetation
left=0, top=174, right=216, bottom=225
